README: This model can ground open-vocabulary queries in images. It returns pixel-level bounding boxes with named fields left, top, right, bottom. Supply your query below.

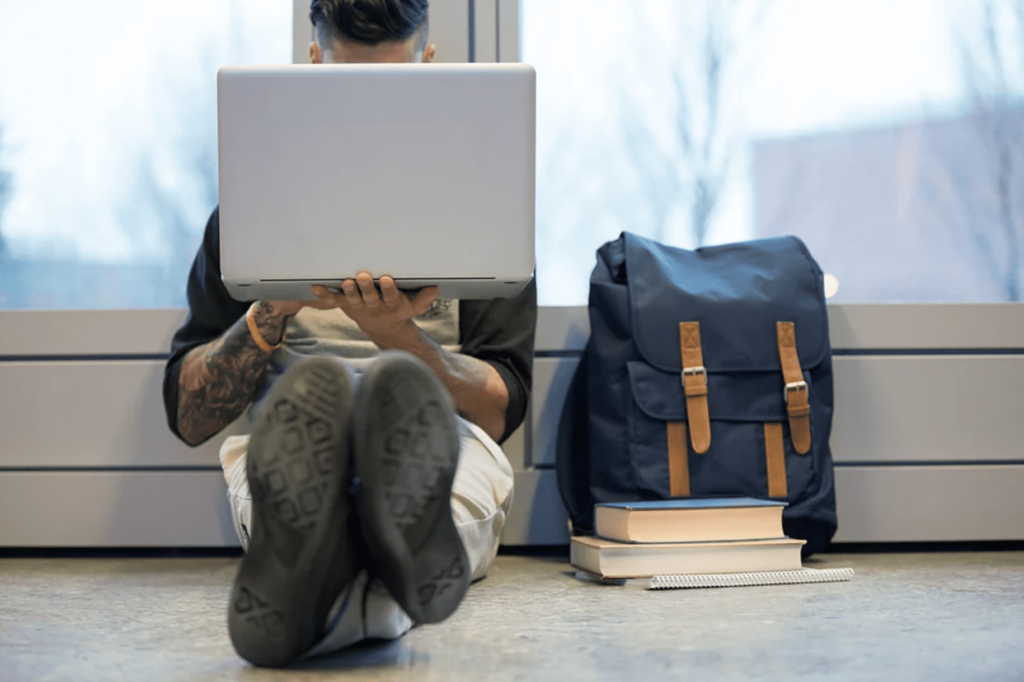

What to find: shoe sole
left=228, top=358, right=357, bottom=667
left=353, top=353, right=470, bottom=624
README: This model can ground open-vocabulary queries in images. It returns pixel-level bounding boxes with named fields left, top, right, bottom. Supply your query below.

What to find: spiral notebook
left=576, top=567, right=854, bottom=590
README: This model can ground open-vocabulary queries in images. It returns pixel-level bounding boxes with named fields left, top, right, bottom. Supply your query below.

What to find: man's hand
left=311, top=271, right=508, bottom=441
left=311, top=272, right=439, bottom=345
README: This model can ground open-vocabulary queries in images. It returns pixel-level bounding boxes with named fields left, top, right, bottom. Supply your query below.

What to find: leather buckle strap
left=764, top=422, right=788, bottom=497
left=667, top=422, right=691, bottom=497
left=679, top=322, right=711, bottom=453
left=776, top=322, right=812, bottom=454
left=681, top=365, right=707, bottom=387
left=784, top=381, right=809, bottom=405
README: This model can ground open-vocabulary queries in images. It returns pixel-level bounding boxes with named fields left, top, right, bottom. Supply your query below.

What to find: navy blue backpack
left=557, top=232, right=837, bottom=556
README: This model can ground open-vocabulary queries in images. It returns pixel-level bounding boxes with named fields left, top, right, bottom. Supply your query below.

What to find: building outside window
left=523, top=0, right=1024, bottom=304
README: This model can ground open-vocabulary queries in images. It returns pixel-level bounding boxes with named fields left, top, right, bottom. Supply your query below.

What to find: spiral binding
left=627, top=567, right=855, bottom=590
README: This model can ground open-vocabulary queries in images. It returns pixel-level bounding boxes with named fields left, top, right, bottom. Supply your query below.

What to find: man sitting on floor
left=162, top=0, right=536, bottom=666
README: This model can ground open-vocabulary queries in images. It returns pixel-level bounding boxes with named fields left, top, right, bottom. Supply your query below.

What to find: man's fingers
left=378, top=275, right=403, bottom=306
left=310, top=287, right=341, bottom=310
left=317, top=276, right=436, bottom=322
left=341, top=279, right=364, bottom=308
left=355, top=272, right=381, bottom=307
left=411, top=286, right=440, bottom=315
left=314, top=282, right=360, bottom=311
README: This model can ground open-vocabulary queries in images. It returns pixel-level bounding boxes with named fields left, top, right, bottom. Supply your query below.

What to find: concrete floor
left=1, top=550, right=1023, bottom=682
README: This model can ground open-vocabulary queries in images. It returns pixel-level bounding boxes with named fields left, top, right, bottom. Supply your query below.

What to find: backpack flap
left=619, top=232, right=830, bottom=374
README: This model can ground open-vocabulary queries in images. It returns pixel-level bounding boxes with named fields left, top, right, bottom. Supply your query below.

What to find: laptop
left=217, top=63, right=536, bottom=301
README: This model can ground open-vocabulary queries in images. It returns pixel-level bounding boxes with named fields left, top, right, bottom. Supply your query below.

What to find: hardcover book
left=595, top=497, right=786, bottom=544
left=570, top=535, right=805, bottom=579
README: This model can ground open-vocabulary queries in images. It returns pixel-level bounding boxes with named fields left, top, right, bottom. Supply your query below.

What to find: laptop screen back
left=217, top=63, right=535, bottom=300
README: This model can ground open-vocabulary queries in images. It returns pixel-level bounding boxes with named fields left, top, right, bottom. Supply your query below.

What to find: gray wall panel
left=501, top=420, right=527, bottom=471
left=501, top=470, right=570, bottom=546
left=0, top=361, right=243, bottom=468
left=534, top=307, right=589, bottom=352
left=0, top=310, right=186, bottom=357
left=5, top=305, right=1021, bottom=356
left=828, top=304, right=1024, bottom=350
left=5, top=304, right=1024, bottom=547
left=832, top=466, right=1024, bottom=542
left=5, top=466, right=1019, bottom=547
left=832, top=356, right=1024, bottom=463
left=0, top=472, right=239, bottom=547
left=500, top=466, right=1024, bottom=546
left=522, top=355, right=1024, bottom=469
left=530, top=304, right=1024, bottom=353
left=530, top=357, right=580, bottom=467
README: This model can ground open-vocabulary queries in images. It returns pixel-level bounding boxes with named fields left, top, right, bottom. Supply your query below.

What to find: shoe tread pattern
left=252, top=388, right=338, bottom=542
left=233, top=587, right=286, bottom=639
left=229, top=361, right=353, bottom=668
left=416, top=556, right=467, bottom=607
left=379, top=392, right=455, bottom=557
left=356, top=356, right=470, bottom=624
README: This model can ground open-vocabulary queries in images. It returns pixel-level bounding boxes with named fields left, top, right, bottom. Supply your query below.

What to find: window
left=0, top=0, right=290, bottom=310
left=522, top=0, right=1024, bottom=304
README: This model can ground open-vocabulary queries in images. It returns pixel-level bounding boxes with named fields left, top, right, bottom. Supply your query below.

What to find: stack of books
left=570, top=498, right=853, bottom=589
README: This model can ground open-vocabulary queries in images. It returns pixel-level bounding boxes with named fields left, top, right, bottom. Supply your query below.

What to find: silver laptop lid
left=217, top=63, right=536, bottom=301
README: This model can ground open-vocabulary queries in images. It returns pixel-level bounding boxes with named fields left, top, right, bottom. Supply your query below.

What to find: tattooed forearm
left=176, top=302, right=294, bottom=445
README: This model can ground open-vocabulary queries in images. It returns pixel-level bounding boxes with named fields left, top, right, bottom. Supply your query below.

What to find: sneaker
left=352, top=352, right=471, bottom=624
left=228, top=358, right=360, bottom=667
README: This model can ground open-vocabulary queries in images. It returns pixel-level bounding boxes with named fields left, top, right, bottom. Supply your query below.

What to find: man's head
left=309, top=0, right=435, bottom=65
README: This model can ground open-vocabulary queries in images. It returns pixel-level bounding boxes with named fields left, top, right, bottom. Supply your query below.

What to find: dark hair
left=310, top=0, right=429, bottom=52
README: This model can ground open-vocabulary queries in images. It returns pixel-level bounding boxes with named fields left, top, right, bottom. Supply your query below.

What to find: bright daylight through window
left=0, top=0, right=290, bottom=309
left=0, top=1, right=1021, bottom=309
left=523, top=0, right=1024, bottom=305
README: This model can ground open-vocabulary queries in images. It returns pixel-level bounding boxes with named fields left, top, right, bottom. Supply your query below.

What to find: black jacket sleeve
left=458, top=278, right=538, bottom=444
left=162, top=208, right=251, bottom=444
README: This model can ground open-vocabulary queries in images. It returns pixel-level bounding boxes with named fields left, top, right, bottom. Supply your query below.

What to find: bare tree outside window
left=525, top=0, right=1021, bottom=304
left=525, top=0, right=766, bottom=303
left=0, top=126, right=19, bottom=309
left=937, top=0, right=1024, bottom=300
left=0, top=127, right=10, bottom=262
left=125, top=48, right=221, bottom=304
left=615, top=0, right=765, bottom=247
